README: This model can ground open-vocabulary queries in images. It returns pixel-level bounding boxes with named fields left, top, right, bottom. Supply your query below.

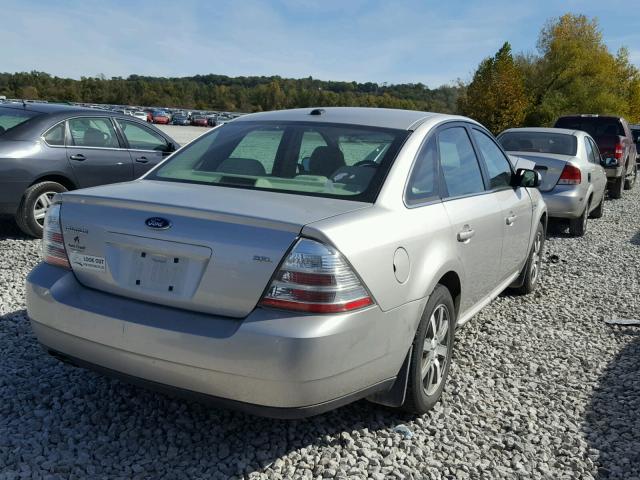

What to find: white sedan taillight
left=42, top=204, right=70, bottom=269
left=259, top=238, right=374, bottom=313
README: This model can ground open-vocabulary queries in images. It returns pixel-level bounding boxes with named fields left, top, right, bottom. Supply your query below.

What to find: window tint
left=149, top=122, right=408, bottom=201
left=588, top=138, right=601, bottom=164
left=438, top=127, right=485, bottom=197
left=68, top=118, right=120, bottom=148
left=117, top=120, right=168, bottom=151
left=584, top=138, right=595, bottom=164
left=229, top=127, right=284, bottom=174
left=472, top=129, right=512, bottom=189
left=406, top=137, right=438, bottom=205
left=554, top=117, right=624, bottom=137
left=43, top=123, right=65, bottom=146
left=0, top=108, right=41, bottom=135
left=499, top=131, right=577, bottom=156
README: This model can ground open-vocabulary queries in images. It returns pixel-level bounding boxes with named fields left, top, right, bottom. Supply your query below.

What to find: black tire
left=401, top=284, right=455, bottom=415
left=569, top=200, right=589, bottom=237
left=514, top=222, right=545, bottom=295
left=624, top=163, right=637, bottom=190
left=589, top=194, right=604, bottom=219
left=15, top=181, right=67, bottom=238
left=609, top=175, right=624, bottom=199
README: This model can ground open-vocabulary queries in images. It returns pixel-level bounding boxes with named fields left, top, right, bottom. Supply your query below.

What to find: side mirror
left=514, top=168, right=541, bottom=188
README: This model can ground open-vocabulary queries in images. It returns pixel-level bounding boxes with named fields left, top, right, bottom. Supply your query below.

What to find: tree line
left=0, top=71, right=461, bottom=114
left=458, top=14, right=640, bottom=133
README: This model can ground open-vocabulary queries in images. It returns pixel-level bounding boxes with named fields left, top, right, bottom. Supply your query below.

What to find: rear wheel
left=15, top=181, right=67, bottom=238
left=609, top=175, right=624, bottom=199
left=401, top=285, right=455, bottom=414
left=590, top=194, right=604, bottom=219
left=569, top=200, right=589, bottom=237
left=624, top=163, right=637, bottom=190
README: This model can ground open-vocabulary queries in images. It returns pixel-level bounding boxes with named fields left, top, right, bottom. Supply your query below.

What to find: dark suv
left=0, top=102, right=179, bottom=237
left=554, top=115, right=637, bottom=198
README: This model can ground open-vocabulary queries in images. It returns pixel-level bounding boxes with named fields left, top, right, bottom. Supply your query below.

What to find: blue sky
left=2, top=0, right=638, bottom=87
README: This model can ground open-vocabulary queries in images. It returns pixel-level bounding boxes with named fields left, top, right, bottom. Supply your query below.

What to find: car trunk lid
left=509, top=152, right=577, bottom=192
left=59, top=180, right=370, bottom=317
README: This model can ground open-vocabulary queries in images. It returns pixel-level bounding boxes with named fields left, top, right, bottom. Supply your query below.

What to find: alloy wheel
left=33, top=192, right=56, bottom=226
left=530, top=230, right=543, bottom=285
left=421, top=304, right=450, bottom=396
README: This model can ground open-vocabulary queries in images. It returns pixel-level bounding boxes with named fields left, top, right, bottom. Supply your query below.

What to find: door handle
left=588, top=172, right=592, bottom=182
left=69, top=154, right=86, bottom=161
left=506, top=214, right=517, bottom=226
left=135, top=156, right=149, bottom=164
left=457, top=226, right=475, bottom=242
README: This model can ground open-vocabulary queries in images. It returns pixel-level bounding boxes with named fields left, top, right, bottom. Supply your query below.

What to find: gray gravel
left=1, top=185, right=639, bottom=479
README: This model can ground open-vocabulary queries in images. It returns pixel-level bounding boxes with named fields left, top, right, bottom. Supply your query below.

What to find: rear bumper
left=541, top=187, right=587, bottom=219
left=26, top=263, right=423, bottom=417
left=605, top=166, right=624, bottom=180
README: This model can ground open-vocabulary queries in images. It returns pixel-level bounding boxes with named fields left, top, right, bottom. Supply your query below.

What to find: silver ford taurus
left=27, top=107, right=547, bottom=418
left=498, top=127, right=607, bottom=236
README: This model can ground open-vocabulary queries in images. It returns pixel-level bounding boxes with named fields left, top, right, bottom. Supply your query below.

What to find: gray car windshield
left=499, top=132, right=577, bottom=156
left=148, top=121, right=408, bottom=202
left=0, top=108, right=41, bottom=136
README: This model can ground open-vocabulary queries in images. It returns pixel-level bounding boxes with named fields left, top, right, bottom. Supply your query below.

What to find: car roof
left=0, top=101, right=96, bottom=115
left=233, top=107, right=449, bottom=130
left=500, top=127, right=583, bottom=137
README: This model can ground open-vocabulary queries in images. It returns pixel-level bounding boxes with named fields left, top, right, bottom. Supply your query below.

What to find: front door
left=114, top=119, right=173, bottom=178
left=470, top=128, right=532, bottom=281
left=65, top=117, right=133, bottom=188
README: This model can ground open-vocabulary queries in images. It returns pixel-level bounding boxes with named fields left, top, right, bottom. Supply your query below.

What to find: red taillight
left=557, top=164, right=581, bottom=185
left=259, top=238, right=374, bottom=314
left=43, top=204, right=70, bottom=269
left=614, top=143, right=624, bottom=160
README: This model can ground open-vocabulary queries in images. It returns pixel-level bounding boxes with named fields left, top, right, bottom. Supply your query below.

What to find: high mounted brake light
left=42, top=203, right=70, bottom=269
left=259, top=238, right=374, bottom=313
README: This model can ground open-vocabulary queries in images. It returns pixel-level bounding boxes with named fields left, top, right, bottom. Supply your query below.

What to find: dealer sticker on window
left=69, top=253, right=106, bottom=273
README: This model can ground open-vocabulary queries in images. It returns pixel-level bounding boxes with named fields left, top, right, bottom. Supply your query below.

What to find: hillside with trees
left=0, top=72, right=462, bottom=113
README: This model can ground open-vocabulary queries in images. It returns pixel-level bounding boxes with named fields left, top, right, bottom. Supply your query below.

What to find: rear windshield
left=499, top=131, right=577, bottom=156
left=148, top=121, right=408, bottom=202
left=0, top=107, right=41, bottom=135
left=554, top=117, right=624, bottom=137
left=631, top=128, right=640, bottom=143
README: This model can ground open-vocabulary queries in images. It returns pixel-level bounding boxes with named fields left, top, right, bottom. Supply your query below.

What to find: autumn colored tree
left=458, top=42, right=529, bottom=134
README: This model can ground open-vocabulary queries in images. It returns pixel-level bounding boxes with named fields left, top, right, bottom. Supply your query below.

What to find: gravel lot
left=156, top=124, right=212, bottom=146
left=1, top=185, right=639, bottom=479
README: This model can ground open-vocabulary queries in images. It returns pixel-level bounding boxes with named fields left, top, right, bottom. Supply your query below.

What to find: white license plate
left=131, top=251, right=186, bottom=294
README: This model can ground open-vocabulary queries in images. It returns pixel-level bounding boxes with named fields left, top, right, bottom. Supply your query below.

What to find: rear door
left=586, top=137, right=607, bottom=204
left=470, top=128, right=532, bottom=283
left=437, top=124, right=504, bottom=311
left=115, top=119, right=174, bottom=178
left=65, top=116, right=133, bottom=187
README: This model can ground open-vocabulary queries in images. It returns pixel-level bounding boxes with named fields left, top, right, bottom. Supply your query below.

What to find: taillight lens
left=259, top=238, right=374, bottom=313
left=614, top=143, right=624, bottom=160
left=42, top=203, right=70, bottom=269
left=557, top=164, right=582, bottom=185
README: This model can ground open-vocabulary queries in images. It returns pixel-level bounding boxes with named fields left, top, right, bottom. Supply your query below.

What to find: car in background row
left=0, top=103, right=179, bottom=237
left=152, top=110, right=171, bottom=124
left=554, top=115, right=637, bottom=198
left=27, top=107, right=546, bottom=418
left=171, top=114, right=191, bottom=126
left=132, top=111, right=148, bottom=122
left=499, top=127, right=606, bottom=236
left=207, top=116, right=217, bottom=127
left=191, top=115, right=208, bottom=127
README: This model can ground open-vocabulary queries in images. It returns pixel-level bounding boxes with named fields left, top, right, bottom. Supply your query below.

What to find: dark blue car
left=0, top=102, right=179, bottom=237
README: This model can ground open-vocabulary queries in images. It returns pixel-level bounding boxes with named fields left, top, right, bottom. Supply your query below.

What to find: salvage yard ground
left=0, top=170, right=639, bottom=479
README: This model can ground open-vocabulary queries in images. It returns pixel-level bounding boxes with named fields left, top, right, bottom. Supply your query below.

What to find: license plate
left=131, top=251, right=186, bottom=294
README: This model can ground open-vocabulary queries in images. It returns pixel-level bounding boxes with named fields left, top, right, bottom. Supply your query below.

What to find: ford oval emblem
left=145, top=217, right=171, bottom=230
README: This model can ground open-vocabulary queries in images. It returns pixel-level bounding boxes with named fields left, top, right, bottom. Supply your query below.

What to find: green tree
left=458, top=42, right=529, bottom=134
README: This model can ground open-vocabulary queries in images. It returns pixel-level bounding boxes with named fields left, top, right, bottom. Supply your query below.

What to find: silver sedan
left=498, top=127, right=607, bottom=236
left=27, top=108, right=547, bottom=418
